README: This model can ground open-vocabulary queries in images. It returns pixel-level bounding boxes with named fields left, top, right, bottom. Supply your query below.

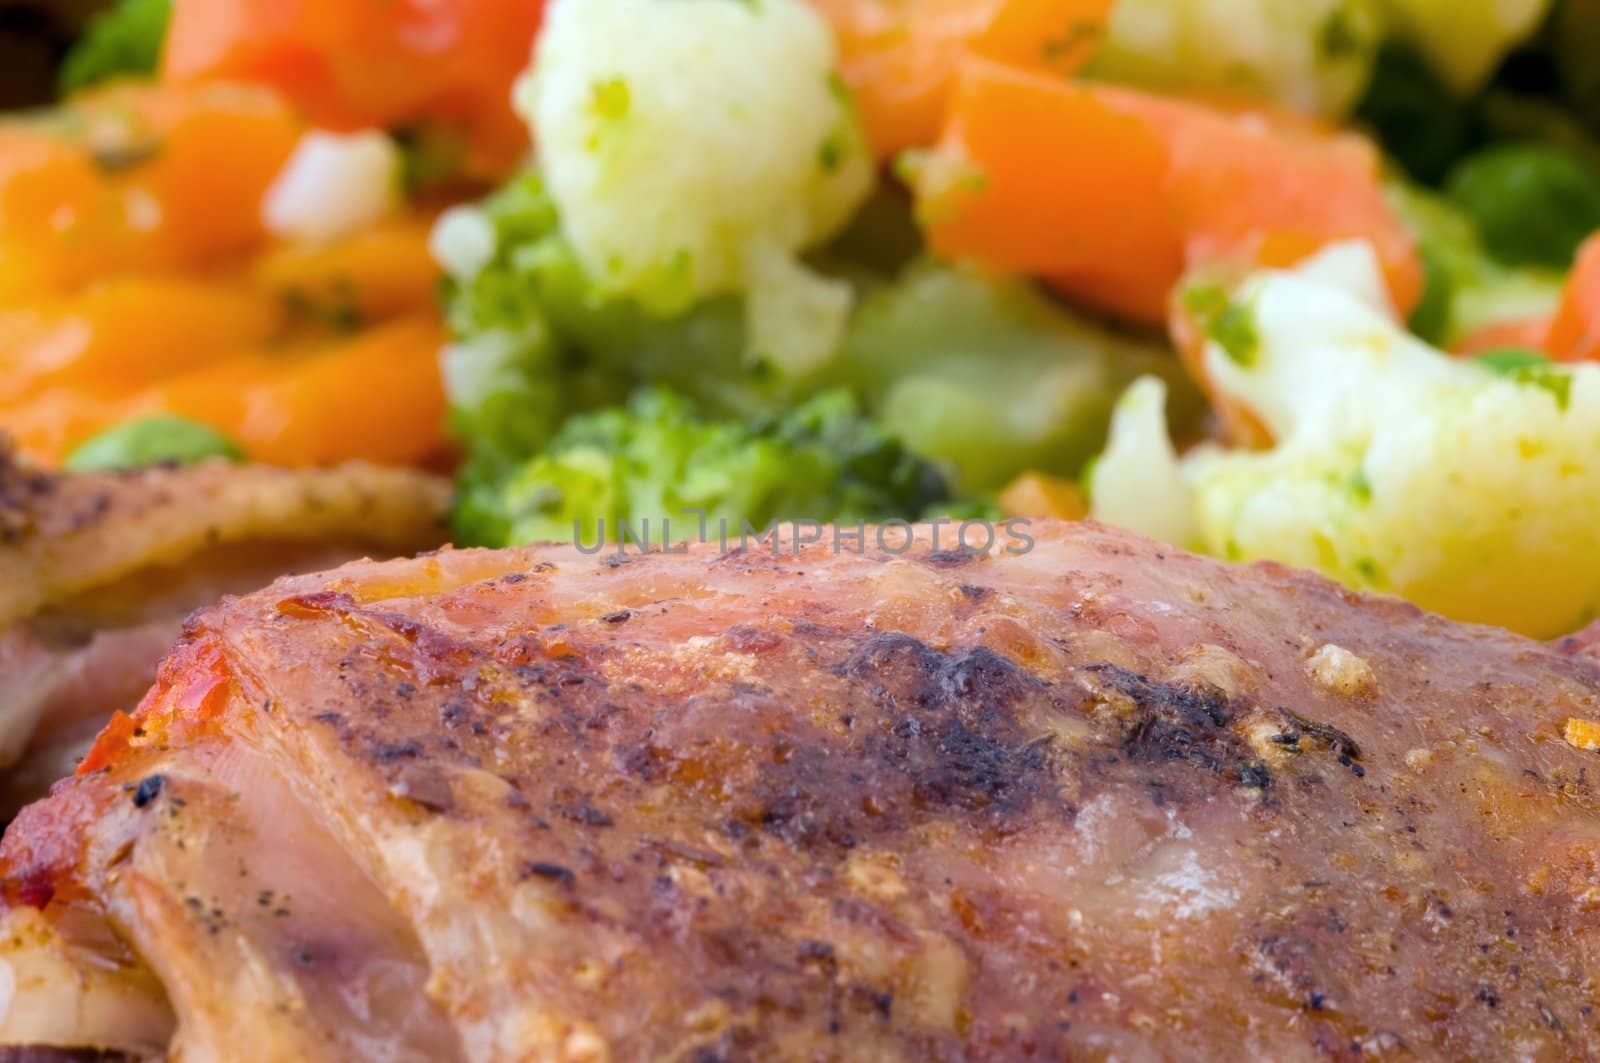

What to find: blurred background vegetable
left=829, top=260, right=1202, bottom=490
left=56, top=0, right=166, bottom=94
left=63, top=414, right=240, bottom=472
left=0, top=0, right=559, bottom=471
left=1444, top=142, right=1600, bottom=268
left=1086, top=0, right=1381, bottom=118
left=1385, top=179, right=1564, bottom=346
left=162, top=0, right=546, bottom=177
left=1380, top=0, right=1552, bottom=94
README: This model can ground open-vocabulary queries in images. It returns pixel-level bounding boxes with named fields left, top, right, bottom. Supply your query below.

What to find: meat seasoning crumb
left=1563, top=718, right=1600, bottom=751
left=1307, top=644, right=1378, bottom=698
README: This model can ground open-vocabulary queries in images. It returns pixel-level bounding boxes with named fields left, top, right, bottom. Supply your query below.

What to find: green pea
left=1446, top=144, right=1600, bottom=269
left=65, top=416, right=244, bottom=473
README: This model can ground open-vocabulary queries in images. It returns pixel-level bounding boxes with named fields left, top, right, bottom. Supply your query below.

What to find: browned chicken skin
left=6, top=521, right=1600, bottom=1060
left=0, top=440, right=450, bottom=818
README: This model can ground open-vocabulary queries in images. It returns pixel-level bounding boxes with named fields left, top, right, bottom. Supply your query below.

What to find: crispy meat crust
left=8, top=522, right=1600, bottom=1059
left=0, top=439, right=451, bottom=815
left=0, top=440, right=450, bottom=629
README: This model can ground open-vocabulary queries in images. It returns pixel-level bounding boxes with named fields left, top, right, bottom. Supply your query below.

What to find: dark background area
left=0, top=0, right=101, bottom=107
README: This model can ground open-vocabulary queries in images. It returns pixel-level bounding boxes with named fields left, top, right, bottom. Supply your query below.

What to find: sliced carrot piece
left=252, top=215, right=441, bottom=328
left=917, top=60, right=1422, bottom=322
left=999, top=470, right=1087, bottom=520
left=156, top=315, right=449, bottom=467
left=9, top=316, right=450, bottom=470
left=142, top=84, right=305, bottom=265
left=813, top=0, right=1113, bottom=158
left=918, top=59, right=1184, bottom=320
left=1546, top=234, right=1600, bottom=362
left=0, top=276, right=283, bottom=406
left=0, top=129, right=134, bottom=299
left=164, top=0, right=546, bottom=175
left=0, top=388, right=156, bottom=466
left=1107, top=86, right=1424, bottom=315
left=0, top=82, right=300, bottom=296
left=1455, top=317, right=1552, bottom=357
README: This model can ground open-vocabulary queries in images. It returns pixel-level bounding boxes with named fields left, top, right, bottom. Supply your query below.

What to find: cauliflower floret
left=1088, top=0, right=1382, bottom=117
left=263, top=130, right=401, bottom=244
left=520, top=0, right=872, bottom=373
left=1381, top=0, right=1553, bottom=93
left=1093, top=242, right=1600, bottom=637
left=1091, top=377, right=1198, bottom=550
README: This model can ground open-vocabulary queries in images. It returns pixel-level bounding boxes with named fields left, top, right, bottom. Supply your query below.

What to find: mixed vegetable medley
left=5, top=0, right=1600, bottom=638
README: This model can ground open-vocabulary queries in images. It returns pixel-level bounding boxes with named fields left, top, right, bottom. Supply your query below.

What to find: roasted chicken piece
left=0, top=439, right=450, bottom=817
left=8, top=521, right=1600, bottom=1060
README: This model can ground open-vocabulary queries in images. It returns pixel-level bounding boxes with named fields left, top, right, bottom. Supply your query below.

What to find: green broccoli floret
left=493, top=388, right=952, bottom=547
left=440, top=175, right=1188, bottom=540
left=439, top=172, right=776, bottom=436
left=439, top=174, right=789, bottom=544
left=59, top=0, right=172, bottom=97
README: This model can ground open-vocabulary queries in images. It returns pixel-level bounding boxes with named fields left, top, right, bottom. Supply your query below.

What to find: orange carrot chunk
left=916, top=60, right=1422, bottom=323
left=1110, top=86, right=1423, bottom=316
left=156, top=315, right=449, bottom=468
left=0, top=389, right=155, bottom=467
left=0, top=82, right=300, bottom=297
left=0, top=277, right=284, bottom=406
left=164, top=0, right=547, bottom=175
left=1547, top=234, right=1600, bottom=362
left=1454, top=317, right=1552, bottom=357
left=918, top=59, right=1184, bottom=321
left=812, top=0, right=1113, bottom=158
left=252, top=216, right=442, bottom=328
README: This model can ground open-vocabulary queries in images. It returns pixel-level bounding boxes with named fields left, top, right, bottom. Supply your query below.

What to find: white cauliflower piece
left=430, top=205, right=499, bottom=282
left=1381, top=0, right=1553, bottom=93
left=263, top=130, right=401, bottom=244
left=520, top=0, right=872, bottom=373
left=1092, top=377, right=1198, bottom=551
left=1088, top=0, right=1382, bottom=117
left=1092, top=242, right=1600, bottom=637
